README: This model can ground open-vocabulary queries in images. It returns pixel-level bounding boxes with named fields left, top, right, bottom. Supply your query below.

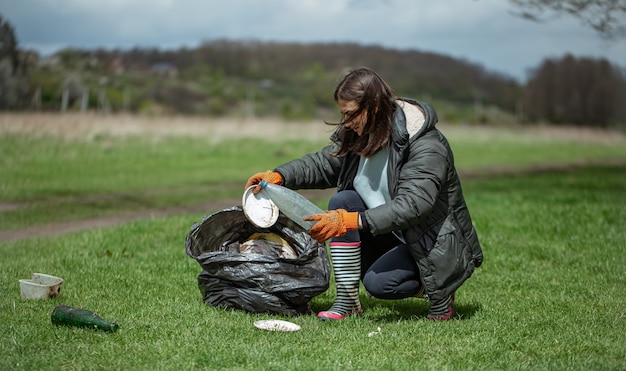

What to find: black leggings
left=328, top=190, right=422, bottom=299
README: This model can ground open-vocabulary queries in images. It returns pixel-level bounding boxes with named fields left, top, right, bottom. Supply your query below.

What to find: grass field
left=2, top=113, right=625, bottom=232
left=1, top=114, right=625, bottom=370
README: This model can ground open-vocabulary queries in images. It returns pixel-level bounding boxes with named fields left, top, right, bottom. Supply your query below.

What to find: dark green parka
left=276, top=98, right=483, bottom=301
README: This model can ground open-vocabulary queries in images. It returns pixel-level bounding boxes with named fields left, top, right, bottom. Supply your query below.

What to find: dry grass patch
left=0, top=113, right=333, bottom=143
left=2, top=113, right=625, bottom=145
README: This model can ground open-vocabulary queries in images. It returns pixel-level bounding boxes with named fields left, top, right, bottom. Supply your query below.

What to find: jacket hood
left=395, top=98, right=439, bottom=140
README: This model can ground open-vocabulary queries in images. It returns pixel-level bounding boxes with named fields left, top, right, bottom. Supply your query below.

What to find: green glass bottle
left=51, top=305, right=119, bottom=332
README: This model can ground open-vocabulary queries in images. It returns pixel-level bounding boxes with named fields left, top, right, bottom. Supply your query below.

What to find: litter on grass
left=254, top=319, right=301, bottom=332
left=368, top=327, right=382, bottom=337
left=19, top=273, right=64, bottom=299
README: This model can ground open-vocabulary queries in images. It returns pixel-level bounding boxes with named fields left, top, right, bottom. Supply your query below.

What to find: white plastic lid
left=242, top=185, right=279, bottom=228
left=253, top=319, right=301, bottom=332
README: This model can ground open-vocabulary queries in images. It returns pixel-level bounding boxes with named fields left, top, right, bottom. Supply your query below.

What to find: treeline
left=2, top=15, right=625, bottom=128
left=525, top=55, right=624, bottom=126
left=27, top=40, right=524, bottom=122
left=51, top=40, right=522, bottom=116
left=120, top=40, right=523, bottom=111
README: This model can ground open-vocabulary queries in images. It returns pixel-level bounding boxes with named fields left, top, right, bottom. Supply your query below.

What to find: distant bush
left=8, top=40, right=626, bottom=128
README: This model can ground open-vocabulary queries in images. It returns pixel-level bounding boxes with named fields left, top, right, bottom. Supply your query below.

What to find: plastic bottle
left=51, top=305, right=119, bottom=332
left=259, top=180, right=325, bottom=230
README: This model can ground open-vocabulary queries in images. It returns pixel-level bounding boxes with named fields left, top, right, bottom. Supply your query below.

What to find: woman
left=245, top=67, right=483, bottom=321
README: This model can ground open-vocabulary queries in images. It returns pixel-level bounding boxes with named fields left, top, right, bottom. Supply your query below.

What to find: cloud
left=1, top=0, right=624, bottom=81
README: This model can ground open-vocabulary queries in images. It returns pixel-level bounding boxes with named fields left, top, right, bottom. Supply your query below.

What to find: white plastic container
left=242, top=185, right=280, bottom=228
left=19, top=273, right=64, bottom=299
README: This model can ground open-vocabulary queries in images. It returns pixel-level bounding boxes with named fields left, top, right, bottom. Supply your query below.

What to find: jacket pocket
left=425, top=215, right=472, bottom=290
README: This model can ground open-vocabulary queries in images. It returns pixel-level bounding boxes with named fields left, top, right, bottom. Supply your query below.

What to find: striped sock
left=324, top=242, right=362, bottom=315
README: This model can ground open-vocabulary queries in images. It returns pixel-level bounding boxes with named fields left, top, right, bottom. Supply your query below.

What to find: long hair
left=327, top=67, right=396, bottom=157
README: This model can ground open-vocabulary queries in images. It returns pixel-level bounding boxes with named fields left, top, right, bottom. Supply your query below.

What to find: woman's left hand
left=303, top=209, right=359, bottom=243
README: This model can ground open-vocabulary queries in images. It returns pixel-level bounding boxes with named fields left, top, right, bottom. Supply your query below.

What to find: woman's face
left=338, top=99, right=367, bottom=136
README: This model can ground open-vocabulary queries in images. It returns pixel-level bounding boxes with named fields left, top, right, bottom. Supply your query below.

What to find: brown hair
left=328, top=67, right=396, bottom=157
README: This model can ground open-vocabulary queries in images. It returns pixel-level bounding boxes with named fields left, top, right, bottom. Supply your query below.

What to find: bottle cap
left=242, top=185, right=279, bottom=228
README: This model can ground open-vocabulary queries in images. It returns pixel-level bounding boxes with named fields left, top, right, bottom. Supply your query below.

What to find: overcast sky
left=2, top=0, right=625, bottom=82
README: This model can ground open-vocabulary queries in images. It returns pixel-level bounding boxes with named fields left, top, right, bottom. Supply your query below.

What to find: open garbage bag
left=185, top=206, right=330, bottom=316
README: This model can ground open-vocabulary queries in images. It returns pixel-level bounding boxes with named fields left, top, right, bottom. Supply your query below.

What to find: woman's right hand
left=245, top=170, right=283, bottom=193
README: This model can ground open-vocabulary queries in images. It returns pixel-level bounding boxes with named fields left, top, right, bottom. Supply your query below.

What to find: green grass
left=0, top=133, right=323, bottom=201
left=1, top=128, right=625, bottom=231
left=0, top=134, right=325, bottom=230
left=1, top=166, right=624, bottom=370
left=450, top=139, right=626, bottom=169
left=1, top=125, right=625, bottom=369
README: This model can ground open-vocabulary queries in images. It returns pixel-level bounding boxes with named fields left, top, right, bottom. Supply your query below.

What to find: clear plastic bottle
left=259, top=180, right=325, bottom=230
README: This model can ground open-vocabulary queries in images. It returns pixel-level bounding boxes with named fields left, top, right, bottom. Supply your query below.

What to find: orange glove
left=245, top=170, right=283, bottom=194
left=303, top=209, right=359, bottom=243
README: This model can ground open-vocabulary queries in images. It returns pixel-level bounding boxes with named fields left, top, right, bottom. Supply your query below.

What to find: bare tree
left=524, top=54, right=623, bottom=127
left=509, top=0, right=626, bottom=39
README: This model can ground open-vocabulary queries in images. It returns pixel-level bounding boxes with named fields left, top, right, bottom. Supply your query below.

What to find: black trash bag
left=185, top=206, right=330, bottom=316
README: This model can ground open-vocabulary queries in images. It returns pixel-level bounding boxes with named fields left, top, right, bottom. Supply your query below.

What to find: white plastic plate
left=242, top=186, right=279, bottom=228
left=253, top=319, right=301, bottom=332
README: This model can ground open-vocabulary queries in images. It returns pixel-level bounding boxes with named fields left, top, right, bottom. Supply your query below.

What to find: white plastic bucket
left=19, top=273, right=64, bottom=299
